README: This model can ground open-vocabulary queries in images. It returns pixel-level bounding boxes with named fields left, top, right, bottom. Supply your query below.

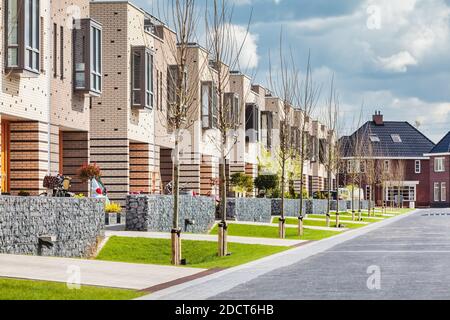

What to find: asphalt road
left=213, top=208, right=450, bottom=300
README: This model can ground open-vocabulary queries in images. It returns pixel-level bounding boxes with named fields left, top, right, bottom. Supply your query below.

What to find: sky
left=106, top=0, right=450, bottom=142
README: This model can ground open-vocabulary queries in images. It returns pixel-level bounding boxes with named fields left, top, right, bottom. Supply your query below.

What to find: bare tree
left=204, top=0, right=253, bottom=256
left=158, top=0, right=205, bottom=265
left=322, top=75, right=340, bottom=227
left=296, top=52, right=320, bottom=235
left=268, top=32, right=299, bottom=239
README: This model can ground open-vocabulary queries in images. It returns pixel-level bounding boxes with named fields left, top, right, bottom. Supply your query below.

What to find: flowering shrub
left=77, top=163, right=101, bottom=182
left=105, top=202, right=122, bottom=214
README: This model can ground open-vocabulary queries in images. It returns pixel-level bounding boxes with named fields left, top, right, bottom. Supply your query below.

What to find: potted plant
left=77, top=163, right=102, bottom=196
left=105, top=202, right=122, bottom=225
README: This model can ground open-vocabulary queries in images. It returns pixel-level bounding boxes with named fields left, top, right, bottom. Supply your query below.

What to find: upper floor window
left=245, top=103, right=259, bottom=143
left=415, top=160, right=421, bottom=174
left=260, top=111, right=273, bottom=149
left=201, top=82, right=218, bottom=129
left=434, top=157, right=445, bottom=173
left=131, top=46, right=153, bottom=109
left=73, top=19, right=102, bottom=95
left=383, top=160, right=390, bottom=173
left=5, top=0, right=40, bottom=74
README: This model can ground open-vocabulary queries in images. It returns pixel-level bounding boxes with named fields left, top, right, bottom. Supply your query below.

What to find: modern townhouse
left=424, top=132, right=450, bottom=207
left=340, top=112, right=435, bottom=208
left=89, top=1, right=178, bottom=204
left=1, top=0, right=101, bottom=195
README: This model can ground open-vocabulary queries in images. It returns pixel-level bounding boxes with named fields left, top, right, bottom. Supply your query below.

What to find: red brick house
left=339, top=112, right=435, bottom=208
left=424, top=132, right=450, bottom=208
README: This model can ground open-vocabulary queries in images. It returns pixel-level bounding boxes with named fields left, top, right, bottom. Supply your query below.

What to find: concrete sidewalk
left=0, top=254, right=205, bottom=290
left=105, top=231, right=306, bottom=247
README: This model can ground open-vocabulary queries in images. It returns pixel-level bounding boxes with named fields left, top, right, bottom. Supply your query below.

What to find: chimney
left=373, top=111, right=384, bottom=126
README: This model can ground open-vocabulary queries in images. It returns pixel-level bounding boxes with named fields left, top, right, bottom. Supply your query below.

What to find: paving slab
left=0, top=254, right=205, bottom=290
left=105, top=231, right=306, bottom=247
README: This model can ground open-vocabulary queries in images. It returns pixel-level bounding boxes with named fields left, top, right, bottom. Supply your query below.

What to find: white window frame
left=442, top=182, right=447, bottom=202
left=391, top=134, right=402, bottom=143
left=434, top=158, right=445, bottom=173
left=386, top=185, right=416, bottom=202
left=434, top=182, right=440, bottom=202
left=415, top=160, right=421, bottom=174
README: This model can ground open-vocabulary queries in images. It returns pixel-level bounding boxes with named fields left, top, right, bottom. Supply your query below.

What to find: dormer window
left=369, top=134, right=380, bottom=142
left=131, top=46, right=153, bottom=110
left=391, top=134, right=402, bottom=143
left=5, top=0, right=40, bottom=75
left=73, top=19, right=102, bottom=95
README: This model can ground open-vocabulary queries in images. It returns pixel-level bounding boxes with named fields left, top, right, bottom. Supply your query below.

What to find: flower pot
left=105, top=212, right=117, bottom=225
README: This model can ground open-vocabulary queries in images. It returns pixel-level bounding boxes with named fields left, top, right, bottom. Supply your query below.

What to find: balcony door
left=1, top=120, right=11, bottom=194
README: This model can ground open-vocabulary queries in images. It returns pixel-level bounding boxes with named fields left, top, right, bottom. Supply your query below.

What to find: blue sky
left=107, top=0, right=450, bottom=142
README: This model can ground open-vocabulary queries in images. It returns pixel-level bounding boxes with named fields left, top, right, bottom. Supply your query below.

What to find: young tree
left=268, top=33, right=299, bottom=238
left=158, top=0, right=205, bottom=265
left=322, top=75, right=340, bottom=227
left=204, top=0, right=253, bottom=256
left=296, top=52, right=320, bottom=235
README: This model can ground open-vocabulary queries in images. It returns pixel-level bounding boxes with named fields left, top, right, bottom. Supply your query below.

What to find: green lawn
left=274, top=217, right=365, bottom=229
left=96, top=236, right=288, bottom=269
left=0, top=278, right=143, bottom=300
left=210, top=223, right=340, bottom=241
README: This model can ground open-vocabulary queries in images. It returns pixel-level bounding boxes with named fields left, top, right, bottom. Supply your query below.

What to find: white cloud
left=225, top=23, right=260, bottom=69
left=376, top=51, right=418, bottom=73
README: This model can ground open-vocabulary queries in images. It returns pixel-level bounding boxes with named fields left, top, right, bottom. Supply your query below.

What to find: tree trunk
left=351, top=184, right=355, bottom=221
left=280, top=158, right=286, bottom=239
left=298, top=153, right=305, bottom=236
left=171, top=137, right=181, bottom=266
left=218, top=141, right=228, bottom=257
left=298, top=216, right=304, bottom=236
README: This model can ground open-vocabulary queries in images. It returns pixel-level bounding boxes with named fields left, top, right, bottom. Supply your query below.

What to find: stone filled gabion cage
left=126, top=195, right=216, bottom=233
left=0, top=196, right=105, bottom=258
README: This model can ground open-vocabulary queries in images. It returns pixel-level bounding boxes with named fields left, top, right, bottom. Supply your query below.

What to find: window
left=442, top=183, right=447, bottom=202
left=369, top=134, right=380, bottom=142
left=386, top=186, right=416, bottom=202
left=5, top=0, right=40, bottom=74
left=60, top=26, right=64, bottom=79
left=391, top=134, right=402, bottom=143
left=261, top=111, right=273, bottom=149
left=434, top=182, right=440, bottom=202
left=167, top=65, right=187, bottom=123
left=383, top=160, right=390, bottom=173
left=224, top=92, right=240, bottom=129
left=53, top=23, right=57, bottom=77
left=245, top=103, right=259, bottom=142
left=73, top=19, right=102, bottom=95
left=131, top=46, right=152, bottom=109
left=201, top=82, right=218, bottom=129
left=434, top=158, right=445, bottom=172
left=415, top=160, right=421, bottom=174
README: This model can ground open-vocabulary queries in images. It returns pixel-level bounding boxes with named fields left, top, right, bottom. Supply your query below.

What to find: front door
left=1, top=120, right=10, bottom=194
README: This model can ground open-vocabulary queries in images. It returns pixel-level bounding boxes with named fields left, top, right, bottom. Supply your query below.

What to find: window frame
left=434, top=157, right=445, bottom=173
left=441, top=182, right=447, bottom=202
left=434, top=182, right=440, bottom=202
left=131, top=46, right=153, bottom=110
left=5, top=0, right=41, bottom=75
left=73, top=18, right=102, bottom=95
left=415, top=160, right=421, bottom=174
left=201, top=81, right=218, bottom=129
left=391, top=134, right=402, bottom=143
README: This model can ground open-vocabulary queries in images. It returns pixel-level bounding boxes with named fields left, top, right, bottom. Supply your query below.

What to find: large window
left=245, top=103, right=259, bottom=143
left=442, top=182, right=447, bottom=202
left=261, top=111, right=273, bottom=149
left=224, top=92, right=240, bottom=129
left=386, top=186, right=416, bottom=202
left=5, top=0, right=40, bottom=74
left=201, top=82, right=218, bottom=129
left=73, top=19, right=102, bottom=95
left=434, top=182, right=440, bottom=202
left=434, top=157, right=445, bottom=172
left=131, top=46, right=152, bottom=109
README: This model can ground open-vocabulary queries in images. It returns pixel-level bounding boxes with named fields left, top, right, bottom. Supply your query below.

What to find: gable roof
left=341, top=121, right=435, bottom=158
left=429, top=131, right=450, bottom=154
